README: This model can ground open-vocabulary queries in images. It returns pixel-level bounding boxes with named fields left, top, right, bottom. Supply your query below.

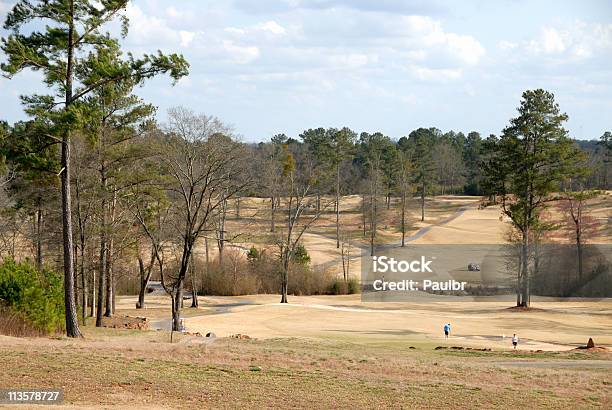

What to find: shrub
left=329, top=278, right=348, bottom=295
left=0, top=259, right=64, bottom=334
left=199, top=249, right=261, bottom=296
left=292, top=244, right=311, bottom=265
left=246, top=246, right=260, bottom=262
left=329, top=277, right=361, bottom=295
left=287, top=265, right=334, bottom=296
left=194, top=246, right=361, bottom=297
left=347, top=277, right=360, bottom=294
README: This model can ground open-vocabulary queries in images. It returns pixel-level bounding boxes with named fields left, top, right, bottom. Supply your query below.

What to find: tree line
left=0, top=1, right=610, bottom=337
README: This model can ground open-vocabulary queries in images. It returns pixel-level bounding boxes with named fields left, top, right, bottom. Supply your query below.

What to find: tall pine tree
left=483, top=89, right=584, bottom=307
left=1, top=0, right=189, bottom=337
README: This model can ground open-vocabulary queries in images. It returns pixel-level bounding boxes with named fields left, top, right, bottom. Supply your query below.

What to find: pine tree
left=1, top=0, right=189, bottom=337
left=482, top=89, right=584, bottom=307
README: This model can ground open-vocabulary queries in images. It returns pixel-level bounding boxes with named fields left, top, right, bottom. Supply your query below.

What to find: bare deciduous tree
left=560, top=189, right=600, bottom=279
left=340, top=232, right=353, bottom=282
left=397, top=151, right=414, bottom=247
left=159, top=107, right=250, bottom=330
left=277, top=144, right=328, bottom=303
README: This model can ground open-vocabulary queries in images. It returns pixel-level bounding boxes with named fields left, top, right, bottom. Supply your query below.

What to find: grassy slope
left=0, top=328, right=610, bottom=409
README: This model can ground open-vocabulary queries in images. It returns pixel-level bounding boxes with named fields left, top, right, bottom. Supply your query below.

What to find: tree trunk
left=270, top=196, right=275, bottom=232
left=90, top=269, right=95, bottom=318
left=61, top=0, right=81, bottom=338
left=104, top=258, right=112, bottom=317
left=105, top=190, right=117, bottom=317
left=345, top=249, right=350, bottom=282
left=80, top=241, right=87, bottom=324
left=519, top=228, right=530, bottom=307
left=205, top=237, right=209, bottom=266
left=171, top=293, right=179, bottom=332
left=96, top=262, right=106, bottom=326
left=111, top=263, right=116, bottom=315
left=96, top=206, right=107, bottom=326
left=96, top=155, right=108, bottom=325
left=202, top=237, right=209, bottom=294
left=218, top=198, right=226, bottom=266
left=280, top=248, right=289, bottom=303
left=137, top=256, right=147, bottom=309
left=190, top=284, right=198, bottom=308
left=75, top=174, right=87, bottom=321
left=36, top=207, right=43, bottom=271
left=73, top=244, right=79, bottom=316
left=576, top=231, right=583, bottom=280
left=171, top=280, right=184, bottom=331
left=61, top=133, right=80, bottom=336
left=341, top=248, right=347, bottom=282
left=421, top=182, right=425, bottom=222
left=370, top=188, right=376, bottom=257
left=190, top=252, right=198, bottom=308
left=401, top=190, right=406, bottom=247
left=170, top=239, right=194, bottom=330
left=136, top=249, right=155, bottom=309
left=362, top=194, right=367, bottom=237
left=336, top=163, right=340, bottom=249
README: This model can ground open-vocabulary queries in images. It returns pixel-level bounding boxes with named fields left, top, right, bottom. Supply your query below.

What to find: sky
left=0, top=0, right=611, bottom=142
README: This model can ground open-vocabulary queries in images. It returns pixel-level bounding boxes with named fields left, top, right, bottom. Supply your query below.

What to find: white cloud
left=498, top=40, right=518, bottom=51
left=125, top=3, right=181, bottom=46
left=165, top=7, right=183, bottom=19
left=225, top=20, right=288, bottom=39
left=541, top=27, right=566, bottom=53
left=329, top=53, right=378, bottom=69
left=525, top=21, right=612, bottom=60
left=445, top=33, right=485, bottom=65
left=256, top=20, right=286, bottom=35
left=213, top=12, right=483, bottom=85
left=572, top=45, right=591, bottom=59
left=222, top=40, right=260, bottom=64
left=406, top=50, right=427, bottom=61
left=179, top=31, right=196, bottom=48
left=411, top=66, right=462, bottom=82
left=401, top=16, right=485, bottom=65
left=225, top=27, right=246, bottom=35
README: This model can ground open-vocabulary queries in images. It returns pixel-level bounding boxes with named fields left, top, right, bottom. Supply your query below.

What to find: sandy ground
left=410, top=205, right=509, bottom=244
left=119, top=294, right=612, bottom=353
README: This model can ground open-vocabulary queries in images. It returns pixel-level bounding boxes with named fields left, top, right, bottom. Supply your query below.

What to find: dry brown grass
left=0, top=329, right=610, bottom=409
left=0, top=306, right=46, bottom=337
